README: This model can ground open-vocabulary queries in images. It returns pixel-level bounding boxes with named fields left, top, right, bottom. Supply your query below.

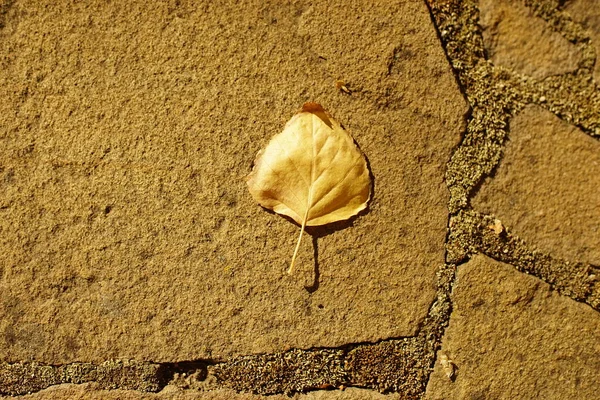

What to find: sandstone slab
left=473, top=105, right=600, bottom=265
left=0, top=384, right=285, bottom=400
left=0, top=385, right=398, bottom=400
left=0, top=0, right=465, bottom=363
left=479, top=0, right=580, bottom=79
left=425, top=255, right=600, bottom=400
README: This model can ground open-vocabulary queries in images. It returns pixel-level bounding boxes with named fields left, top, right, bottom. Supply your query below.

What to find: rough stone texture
left=0, top=385, right=399, bottom=400
left=0, top=0, right=465, bottom=364
left=565, top=0, right=600, bottom=82
left=425, top=255, right=600, bottom=400
left=301, top=389, right=400, bottom=400
left=0, top=384, right=285, bottom=399
left=473, top=105, right=600, bottom=265
left=479, top=0, right=580, bottom=79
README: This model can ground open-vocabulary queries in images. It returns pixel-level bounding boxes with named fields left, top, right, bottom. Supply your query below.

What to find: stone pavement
left=0, top=0, right=598, bottom=399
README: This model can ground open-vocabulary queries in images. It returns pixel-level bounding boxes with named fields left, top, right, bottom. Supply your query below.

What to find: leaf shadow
left=302, top=207, right=371, bottom=293
left=256, top=150, right=376, bottom=294
left=304, top=235, right=320, bottom=293
left=303, top=171, right=375, bottom=292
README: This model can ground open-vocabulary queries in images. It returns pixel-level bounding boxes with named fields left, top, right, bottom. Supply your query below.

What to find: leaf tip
left=300, top=102, right=333, bottom=129
left=301, top=102, right=325, bottom=113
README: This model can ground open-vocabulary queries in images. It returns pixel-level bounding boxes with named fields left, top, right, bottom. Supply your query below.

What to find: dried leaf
left=335, top=79, right=352, bottom=94
left=439, top=353, right=456, bottom=380
left=247, top=102, right=371, bottom=274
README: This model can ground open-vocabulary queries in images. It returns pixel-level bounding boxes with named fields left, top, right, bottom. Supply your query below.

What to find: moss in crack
left=447, top=210, right=599, bottom=310
left=210, top=348, right=347, bottom=395
left=426, top=0, right=527, bottom=213
left=428, top=0, right=599, bottom=216
left=0, top=360, right=163, bottom=396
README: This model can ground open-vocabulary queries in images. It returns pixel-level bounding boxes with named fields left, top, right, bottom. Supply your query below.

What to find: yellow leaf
left=247, top=102, right=372, bottom=274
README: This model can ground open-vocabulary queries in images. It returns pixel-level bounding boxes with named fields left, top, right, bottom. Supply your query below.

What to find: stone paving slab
left=425, top=255, right=600, bottom=400
left=479, top=0, right=580, bottom=79
left=0, top=0, right=465, bottom=365
left=473, top=105, right=600, bottom=265
left=0, top=384, right=400, bottom=400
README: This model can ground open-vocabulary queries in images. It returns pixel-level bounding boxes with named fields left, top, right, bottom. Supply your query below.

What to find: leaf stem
left=288, top=208, right=309, bottom=274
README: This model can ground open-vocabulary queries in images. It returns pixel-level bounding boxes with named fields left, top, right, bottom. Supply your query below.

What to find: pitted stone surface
left=479, top=0, right=580, bottom=79
left=0, top=0, right=466, bottom=363
left=473, top=105, right=600, bottom=265
left=425, top=255, right=600, bottom=400
left=0, top=385, right=399, bottom=399
left=565, top=0, right=600, bottom=82
left=0, top=385, right=284, bottom=399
